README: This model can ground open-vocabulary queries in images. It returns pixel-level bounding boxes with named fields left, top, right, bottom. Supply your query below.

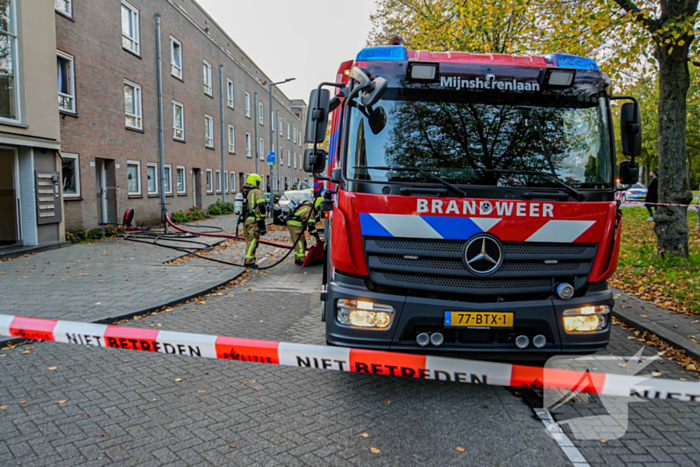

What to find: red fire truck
left=303, top=43, right=641, bottom=355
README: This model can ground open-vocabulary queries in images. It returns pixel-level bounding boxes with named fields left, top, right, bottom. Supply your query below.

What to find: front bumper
left=325, top=273, right=612, bottom=354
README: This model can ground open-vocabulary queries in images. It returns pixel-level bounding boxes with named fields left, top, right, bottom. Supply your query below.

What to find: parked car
left=273, top=189, right=314, bottom=224
left=617, top=182, right=648, bottom=202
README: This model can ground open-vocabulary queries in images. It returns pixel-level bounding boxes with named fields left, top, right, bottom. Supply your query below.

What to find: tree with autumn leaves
left=370, top=0, right=699, bottom=257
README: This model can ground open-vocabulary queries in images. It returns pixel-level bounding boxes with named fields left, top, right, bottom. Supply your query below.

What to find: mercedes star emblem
left=464, top=234, right=504, bottom=275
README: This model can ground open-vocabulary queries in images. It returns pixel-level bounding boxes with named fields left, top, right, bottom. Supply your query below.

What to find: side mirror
left=619, top=160, right=639, bottom=185
left=304, top=148, right=327, bottom=174
left=620, top=102, right=641, bottom=157
left=368, top=107, right=387, bottom=134
left=361, top=77, right=388, bottom=107
left=305, top=89, right=331, bottom=144
left=330, top=168, right=341, bottom=184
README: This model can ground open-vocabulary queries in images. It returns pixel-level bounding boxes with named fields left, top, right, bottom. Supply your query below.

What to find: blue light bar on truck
left=545, top=53, right=600, bottom=71
left=356, top=46, right=409, bottom=62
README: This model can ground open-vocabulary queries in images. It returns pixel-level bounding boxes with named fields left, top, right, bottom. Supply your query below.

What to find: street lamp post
left=268, top=78, right=295, bottom=217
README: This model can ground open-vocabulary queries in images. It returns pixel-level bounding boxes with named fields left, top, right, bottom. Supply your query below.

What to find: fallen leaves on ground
left=382, top=399, right=391, bottom=404
left=370, top=447, right=380, bottom=454
left=360, top=433, right=369, bottom=438
left=57, top=400, right=66, bottom=404
left=48, top=366, right=57, bottom=371
left=175, top=378, right=183, bottom=382
left=612, top=208, right=700, bottom=315
left=0, top=405, right=8, bottom=410
left=456, top=447, right=466, bottom=452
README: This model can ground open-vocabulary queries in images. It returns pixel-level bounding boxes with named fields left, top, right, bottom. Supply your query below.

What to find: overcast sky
left=197, top=0, right=377, bottom=103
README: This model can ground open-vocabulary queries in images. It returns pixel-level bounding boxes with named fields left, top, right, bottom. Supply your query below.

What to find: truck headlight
left=562, top=305, right=610, bottom=333
left=337, top=299, right=394, bottom=329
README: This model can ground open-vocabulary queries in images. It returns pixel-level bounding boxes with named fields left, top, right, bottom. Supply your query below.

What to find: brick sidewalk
left=0, top=215, right=292, bottom=343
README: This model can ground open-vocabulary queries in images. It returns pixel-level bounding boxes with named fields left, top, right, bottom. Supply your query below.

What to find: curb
left=0, top=267, right=245, bottom=349
left=613, top=308, right=700, bottom=362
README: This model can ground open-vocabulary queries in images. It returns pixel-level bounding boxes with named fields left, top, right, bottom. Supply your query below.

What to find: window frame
left=259, top=102, right=264, bottom=125
left=163, top=164, right=173, bottom=195
left=288, top=150, right=291, bottom=167
left=127, top=160, right=142, bottom=196
left=228, top=124, right=235, bottom=154
left=123, top=79, right=143, bottom=130
left=227, top=78, right=234, bottom=109
left=121, top=0, right=141, bottom=56
left=230, top=172, right=236, bottom=193
left=205, top=114, right=214, bottom=148
left=245, top=92, right=251, bottom=118
left=206, top=169, right=213, bottom=193
left=172, top=100, right=185, bottom=141
left=170, top=36, right=183, bottom=79
left=57, top=50, right=76, bottom=115
left=271, top=110, right=275, bottom=132
left=279, top=117, right=283, bottom=135
left=245, top=133, right=252, bottom=158
left=61, top=153, right=81, bottom=199
left=146, top=162, right=159, bottom=195
left=203, top=60, right=213, bottom=96
left=0, top=1, right=19, bottom=123
left=223, top=170, right=228, bottom=192
left=259, top=138, right=265, bottom=160
left=176, top=165, right=187, bottom=194
left=55, top=0, right=72, bottom=18
left=287, top=123, right=291, bottom=140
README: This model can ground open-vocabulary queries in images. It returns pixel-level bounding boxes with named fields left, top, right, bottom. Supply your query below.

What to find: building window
left=1, top=0, right=18, bottom=121
left=259, top=138, right=264, bottom=160
left=124, top=80, right=142, bottom=130
left=223, top=171, right=228, bottom=192
left=205, top=115, right=214, bottom=148
left=121, top=1, right=140, bottom=55
left=279, top=117, right=283, bottom=135
left=61, top=153, right=80, bottom=198
left=206, top=169, right=213, bottom=193
left=244, top=92, right=251, bottom=118
left=55, top=0, right=72, bottom=17
left=127, top=161, right=141, bottom=195
left=203, top=61, right=212, bottom=96
left=172, top=101, right=184, bottom=140
left=258, top=102, right=264, bottom=125
left=288, top=150, right=291, bottom=167
left=163, top=165, right=172, bottom=194
left=57, top=51, right=76, bottom=114
left=245, top=133, right=252, bottom=157
left=230, top=172, right=236, bottom=192
left=293, top=152, right=297, bottom=169
left=227, top=79, right=234, bottom=108
left=271, top=111, right=275, bottom=132
left=147, top=163, right=158, bottom=194
left=216, top=170, right=221, bottom=192
left=293, top=128, right=297, bottom=143
left=287, top=123, right=291, bottom=140
left=176, top=166, right=186, bottom=193
left=228, top=125, right=235, bottom=153
left=272, top=143, right=276, bottom=159
left=170, top=36, right=182, bottom=79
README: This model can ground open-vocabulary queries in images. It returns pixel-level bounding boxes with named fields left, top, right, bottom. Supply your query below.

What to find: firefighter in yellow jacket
left=286, top=197, right=322, bottom=265
left=241, top=174, right=266, bottom=268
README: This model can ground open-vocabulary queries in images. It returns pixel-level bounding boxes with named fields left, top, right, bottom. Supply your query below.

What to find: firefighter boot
left=243, top=218, right=261, bottom=267
left=286, top=223, right=306, bottom=265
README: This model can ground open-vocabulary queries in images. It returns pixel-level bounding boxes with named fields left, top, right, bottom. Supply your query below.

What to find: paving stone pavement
left=1, top=262, right=572, bottom=466
left=0, top=215, right=291, bottom=331
left=3, top=238, right=700, bottom=465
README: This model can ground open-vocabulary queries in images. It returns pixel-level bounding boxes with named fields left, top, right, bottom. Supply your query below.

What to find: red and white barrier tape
left=619, top=200, right=699, bottom=208
left=2, top=314, right=699, bottom=401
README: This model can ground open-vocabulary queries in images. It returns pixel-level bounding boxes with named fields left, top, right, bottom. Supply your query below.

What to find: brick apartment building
left=54, top=0, right=309, bottom=231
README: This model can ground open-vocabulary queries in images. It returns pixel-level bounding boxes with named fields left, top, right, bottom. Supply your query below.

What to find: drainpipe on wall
left=254, top=92, right=259, bottom=174
left=219, top=64, right=226, bottom=203
left=275, top=109, right=280, bottom=191
left=155, top=13, right=167, bottom=233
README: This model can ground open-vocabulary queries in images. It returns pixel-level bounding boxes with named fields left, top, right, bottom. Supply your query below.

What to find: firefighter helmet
left=246, top=173, right=263, bottom=188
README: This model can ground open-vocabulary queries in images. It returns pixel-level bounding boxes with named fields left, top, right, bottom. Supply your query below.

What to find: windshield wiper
left=356, top=166, right=467, bottom=197
left=482, top=169, right=586, bottom=201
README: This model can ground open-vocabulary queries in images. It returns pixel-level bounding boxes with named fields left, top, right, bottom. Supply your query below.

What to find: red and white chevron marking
left=2, top=314, right=700, bottom=401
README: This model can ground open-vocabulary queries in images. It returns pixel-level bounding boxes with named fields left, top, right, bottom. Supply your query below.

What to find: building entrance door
left=0, top=148, right=20, bottom=247
left=95, top=159, right=116, bottom=224
left=192, top=168, right=202, bottom=209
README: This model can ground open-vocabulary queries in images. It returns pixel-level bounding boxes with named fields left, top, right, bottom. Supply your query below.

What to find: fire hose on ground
left=122, top=212, right=320, bottom=271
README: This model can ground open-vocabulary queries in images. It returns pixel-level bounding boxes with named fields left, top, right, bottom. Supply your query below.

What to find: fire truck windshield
left=346, top=89, right=613, bottom=189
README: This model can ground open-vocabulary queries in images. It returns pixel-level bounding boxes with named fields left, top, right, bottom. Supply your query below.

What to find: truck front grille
left=365, top=237, right=597, bottom=297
